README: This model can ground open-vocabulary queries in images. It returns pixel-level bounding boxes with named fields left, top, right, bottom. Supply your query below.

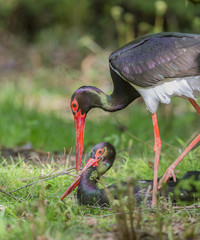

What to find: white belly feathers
left=136, top=76, right=200, bottom=113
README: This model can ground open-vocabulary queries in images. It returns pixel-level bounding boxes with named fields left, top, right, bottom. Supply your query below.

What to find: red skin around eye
left=71, top=99, right=78, bottom=112
left=95, top=148, right=104, bottom=159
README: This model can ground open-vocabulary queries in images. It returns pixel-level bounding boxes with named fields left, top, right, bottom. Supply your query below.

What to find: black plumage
left=110, top=32, right=200, bottom=87
left=77, top=160, right=200, bottom=207
left=64, top=142, right=200, bottom=207
left=70, top=32, right=200, bottom=206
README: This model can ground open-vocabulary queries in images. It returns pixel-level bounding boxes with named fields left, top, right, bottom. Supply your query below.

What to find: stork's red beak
left=74, top=110, right=86, bottom=173
left=61, top=157, right=98, bottom=200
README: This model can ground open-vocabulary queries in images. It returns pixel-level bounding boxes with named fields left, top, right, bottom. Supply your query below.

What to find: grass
left=1, top=151, right=200, bottom=239
left=0, top=65, right=199, bottom=239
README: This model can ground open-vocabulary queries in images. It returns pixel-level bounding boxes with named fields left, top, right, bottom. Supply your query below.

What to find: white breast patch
left=136, top=76, right=200, bottom=113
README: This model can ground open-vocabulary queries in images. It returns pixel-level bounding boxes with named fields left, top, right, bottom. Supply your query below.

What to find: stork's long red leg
left=151, top=113, right=162, bottom=206
left=158, top=134, right=200, bottom=188
left=188, top=98, right=200, bottom=114
left=158, top=98, right=200, bottom=188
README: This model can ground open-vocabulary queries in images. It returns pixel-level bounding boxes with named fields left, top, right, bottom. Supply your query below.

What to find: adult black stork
left=61, top=142, right=200, bottom=206
left=70, top=32, right=200, bottom=206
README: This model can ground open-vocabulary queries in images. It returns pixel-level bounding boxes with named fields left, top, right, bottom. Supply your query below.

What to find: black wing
left=109, top=32, right=200, bottom=87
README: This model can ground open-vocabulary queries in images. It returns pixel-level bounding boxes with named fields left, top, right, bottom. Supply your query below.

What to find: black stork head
left=71, top=66, right=141, bottom=173
left=70, top=86, right=108, bottom=172
left=61, top=142, right=116, bottom=200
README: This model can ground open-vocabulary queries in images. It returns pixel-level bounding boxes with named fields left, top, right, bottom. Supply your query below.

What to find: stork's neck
left=77, top=167, right=109, bottom=206
left=88, top=68, right=140, bottom=112
left=109, top=67, right=141, bottom=111
left=79, top=167, right=99, bottom=191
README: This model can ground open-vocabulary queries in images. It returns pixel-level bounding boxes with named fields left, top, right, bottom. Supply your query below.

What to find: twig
left=173, top=204, right=200, bottom=210
left=20, top=166, right=76, bottom=182
left=26, top=177, right=40, bottom=199
left=185, top=129, right=200, bottom=151
left=124, top=129, right=155, bottom=151
left=0, top=188, right=25, bottom=202
left=9, top=167, right=76, bottom=193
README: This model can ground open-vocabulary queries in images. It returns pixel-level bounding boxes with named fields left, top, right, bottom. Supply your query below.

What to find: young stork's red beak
left=61, top=157, right=98, bottom=200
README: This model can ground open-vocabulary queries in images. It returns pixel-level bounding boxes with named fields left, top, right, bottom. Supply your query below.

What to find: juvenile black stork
left=61, top=142, right=116, bottom=205
left=70, top=32, right=200, bottom=206
left=61, top=142, right=200, bottom=206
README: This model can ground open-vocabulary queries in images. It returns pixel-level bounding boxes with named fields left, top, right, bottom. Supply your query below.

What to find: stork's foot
left=158, top=166, right=176, bottom=189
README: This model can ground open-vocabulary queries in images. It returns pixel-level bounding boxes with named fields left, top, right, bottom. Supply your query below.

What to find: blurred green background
left=0, top=2, right=200, bottom=239
left=0, top=0, right=199, bottom=155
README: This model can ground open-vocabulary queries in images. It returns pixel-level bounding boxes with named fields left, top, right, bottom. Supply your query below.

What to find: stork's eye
left=95, top=148, right=105, bottom=159
left=71, top=99, right=78, bottom=112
